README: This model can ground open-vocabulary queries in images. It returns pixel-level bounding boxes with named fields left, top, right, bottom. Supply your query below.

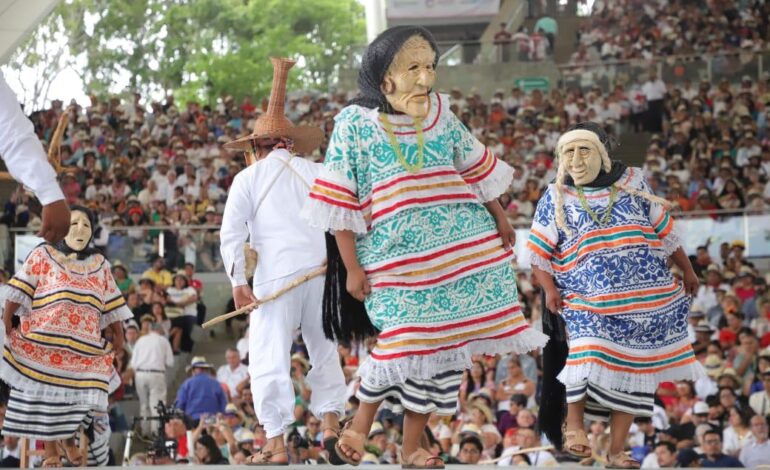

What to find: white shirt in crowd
left=220, top=148, right=325, bottom=287
left=642, top=79, right=667, bottom=101
left=216, top=363, right=249, bottom=398
left=130, top=331, right=174, bottom=372
left=739, top=439, right=770, bottom=467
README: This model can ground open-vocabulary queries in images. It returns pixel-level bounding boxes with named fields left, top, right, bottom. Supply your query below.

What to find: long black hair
left=53, top=204, right=99, bottom=260
left=350, top=25, right=439, bottom=113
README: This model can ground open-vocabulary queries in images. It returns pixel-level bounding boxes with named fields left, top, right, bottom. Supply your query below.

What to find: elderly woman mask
left=381, top=35, right=436, bottom=119
left=64, top=209, right=93, bottom=253
left=557, top=130, right=609, bottom=186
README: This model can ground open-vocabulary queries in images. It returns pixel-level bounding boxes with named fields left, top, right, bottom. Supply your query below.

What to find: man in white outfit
left=128, top=321, right=174, bottom=435
left=219, top=57, right=347, bottom=465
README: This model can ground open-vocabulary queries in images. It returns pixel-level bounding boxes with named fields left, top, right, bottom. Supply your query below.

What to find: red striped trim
left=370, top=324, right=529, bottom=360
left=378, top=305, right=522, bottom=339
left=460, top=148, right=490, bottom=176
left=366, top=233, right=501, bottom=274
left=464, top=155, right=497, bottom=184
left=372, top=193, right=477, bottom=221
left=388, top=93, right=443, bottom=136
left=309, top=193, right=361, bottom=211
left=373, top=169, right=459, bottom=194
left=315, top=179, right=357, bottom=198
left=372, top=250, right=511, bottom=288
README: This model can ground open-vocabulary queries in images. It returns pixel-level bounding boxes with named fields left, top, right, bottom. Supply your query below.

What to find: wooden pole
left=202, top=265, right=326, bottom=328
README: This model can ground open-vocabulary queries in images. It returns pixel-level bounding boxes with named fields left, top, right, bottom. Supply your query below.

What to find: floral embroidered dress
left=0, top=244, right=132, bottom=412
left=302, top=93, right=546, bottom=414
left=527, top=168, right=703, bottom=417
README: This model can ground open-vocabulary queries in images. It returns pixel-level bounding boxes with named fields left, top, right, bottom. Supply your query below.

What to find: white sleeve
left=0, top=73, right=64, bottom=205
left=164, top=337, right=174, bottom=368
left=220, top=169, right=253, bottom=287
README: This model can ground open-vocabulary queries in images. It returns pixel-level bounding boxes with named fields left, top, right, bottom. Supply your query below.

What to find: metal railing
left=4, top=208, right=768, bottom=275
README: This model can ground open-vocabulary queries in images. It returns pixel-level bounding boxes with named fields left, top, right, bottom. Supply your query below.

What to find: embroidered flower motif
left=68, top=313, right=81, bottom=325
left=22, top=343, right=35, bottom=354
left=49, top=352, right=63, bottom=365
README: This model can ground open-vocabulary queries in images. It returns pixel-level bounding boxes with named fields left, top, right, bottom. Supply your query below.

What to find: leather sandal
left=245, top=447, right=288, bottom=466
left=606, top=452, right=641, bottom=469
left=322, top=424, right=344, bottom=465
left=42, top=456, right=62, bottom=468
left=401, top=448, right=444, bottom=469
left=333, top=423, right=366, bottom=466
left=564, top=428, right=592, bottom=458
left=59, top=443, right=84, bottom=466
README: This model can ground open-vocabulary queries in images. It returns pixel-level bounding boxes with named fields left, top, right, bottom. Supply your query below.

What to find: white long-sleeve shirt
left=0, top=72, right=65, bottom=205
left=220, top=148, right=325, bottom=287
left=130, top=331, right=174, bottom=372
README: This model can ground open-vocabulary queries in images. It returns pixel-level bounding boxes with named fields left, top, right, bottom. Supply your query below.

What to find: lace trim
left=527, top=252, right=555, bottom=275
left=0, top=284, right=32, bottom=317
left=661, top=222, right=684, bottom=257
left=0, top=361, right=109, bottom=409
left=300, top=199, right=368, bottom=235
left=466, top=160, right=515, bottom=203
left=357, top=327, right=547, bottom=388
left=100, top=305, right=134, bottom=331
left=558, top=357, right=706, bottom=395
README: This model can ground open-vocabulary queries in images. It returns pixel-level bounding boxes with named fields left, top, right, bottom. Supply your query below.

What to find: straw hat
left=225, top=58, right=323, bottom=155
left=186, top=356, right=214, bottom=372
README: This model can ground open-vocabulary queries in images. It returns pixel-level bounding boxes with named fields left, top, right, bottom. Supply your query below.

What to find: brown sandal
left=322, top=424, right=344, bottom=465
left=401, top=448, right=444, bottom=469
left=606, top=452, right=640, bottom=469
left=245, top=447, right=288, bottom=466
left=60, top=443, right=84, bottom=466
left=42, top=456, right=62, bottom=468
left=564, top=429, right=592, bottom=458
left=333, top=423, right=366, bottom=466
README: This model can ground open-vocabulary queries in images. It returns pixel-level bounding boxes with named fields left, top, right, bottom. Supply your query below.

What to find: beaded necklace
left=576, top=185, right=618, bottom=226
left=380, top=114, right=425, bottom=174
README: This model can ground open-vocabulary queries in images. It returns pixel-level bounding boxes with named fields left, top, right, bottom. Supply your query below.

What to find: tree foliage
left=9, top=0, right=365, bottom=107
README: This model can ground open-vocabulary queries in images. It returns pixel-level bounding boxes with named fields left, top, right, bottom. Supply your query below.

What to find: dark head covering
left=560, top=121, right=627, bottom=188
left=350, top=25, right=439, bottom=113
left=53, top=204, right=99, bottom=260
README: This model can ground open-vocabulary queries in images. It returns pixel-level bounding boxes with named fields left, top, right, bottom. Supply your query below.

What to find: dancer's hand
left=545, top=287, right=563, bottom=314
left=37, top=199, right=71, bottom=244
left=233, top=285, right=258, bottom=310
left=346, top=266, right=371, bottom=302
left=496, top=217, right=516, bottom=250
left=683, top=269, right=699, bottom=296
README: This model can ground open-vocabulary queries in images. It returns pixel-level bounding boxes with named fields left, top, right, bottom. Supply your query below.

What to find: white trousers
left=249, top=267, right=347, bottom=439
left=135, top=371, right=168, bottom=435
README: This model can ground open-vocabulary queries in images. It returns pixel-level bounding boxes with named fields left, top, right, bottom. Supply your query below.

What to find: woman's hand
left=496, top=217, right=516, bottom=250
left=683, top=269, right=699, bottom=296
left=346, top=266, right=371, bottom=302
left=544, top=286, right=563, bottom=314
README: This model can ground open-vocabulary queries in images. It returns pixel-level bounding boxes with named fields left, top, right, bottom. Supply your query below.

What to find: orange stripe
left=373, top=181, right=467, bottom=205
left=462, top=153, right=494, bottom=179
left=530, top=228, right=556, bottom=248
left=658, top=218, right=674, bottom=238
left=526, top=242, right=552, bottom=262
left=556, top=225, right=655, bottom=260
left=563, top=296, right=677, bottom=314
left=386, top=246, right=502, bottom=278
left=311, top=186, right=359, bottom=204
left=569, top=344, right=693, bottom=362
left=565, top=355, right=697, bottom=374
left=377, top=316, right=524, bottom=350
left=565, top=284, right=678, bottom=303
left=553, top=237, right=662, bottom=272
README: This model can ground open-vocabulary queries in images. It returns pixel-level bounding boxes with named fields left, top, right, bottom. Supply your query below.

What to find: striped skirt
left=2, top=389, right=93, bottom=441
left=75, top=412, right=111, bottom=467
left=566, top=380, right=653, bottom=422
left=356, top=369, right=463, bottom=416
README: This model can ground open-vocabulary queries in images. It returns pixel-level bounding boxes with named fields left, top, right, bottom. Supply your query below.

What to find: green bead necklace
left=576, top=185, right=618, bottom=226
left=380, top=114, right=425, bottom=174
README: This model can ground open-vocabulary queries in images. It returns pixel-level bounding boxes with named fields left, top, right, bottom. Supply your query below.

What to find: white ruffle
left=528, top=252, right=555, bottom=275
left=0, top=360, right=109, bottom=409
left=357, top=327, right=548, bottom=388
left=466, top=158, right=515, bottom=203
left=0, top=284, right=32, bottom=317
left=100, top=305, right=134, bottom=331
left=558, top=357, right=706, bottom=395
left=300, top=198, right=368, bottom=235
left=661, top=222, right=684, bottom=257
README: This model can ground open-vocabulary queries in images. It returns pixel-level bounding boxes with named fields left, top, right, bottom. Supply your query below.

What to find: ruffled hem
left=661, top=224, right=684, bottom=257
left=0, top=284, right=32, bottom=317
left=527, top=252, right=554, bottom=275
left=557, top=358, right=706, bottom=395
left=100, top=305, right=134, bottom=330
left=0, top=361, right=109, bottom=409
left=357, top=326, right=548, bottom=388
left=300, top=198, right=368, bottom=235
left=466, top=159, right=515, bottom=203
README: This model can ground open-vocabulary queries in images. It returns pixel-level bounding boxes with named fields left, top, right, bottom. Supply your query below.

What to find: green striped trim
left=567, top=287, right=680, bottom=309
left=527, top=232, right=555, bottom=254
left=654, top=212, right=671, bottom=234
left=568, top=349, right=695, bottom=369
left=553, top=228, right=659, bottom=265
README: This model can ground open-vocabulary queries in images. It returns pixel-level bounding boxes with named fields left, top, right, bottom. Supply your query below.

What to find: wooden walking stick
left=0, top=108, right=70, bottom=181
left=202, top=264, right=327, bottom=328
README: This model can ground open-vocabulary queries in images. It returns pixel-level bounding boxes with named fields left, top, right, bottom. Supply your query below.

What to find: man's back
left=176, top=373, right=226, bottom=419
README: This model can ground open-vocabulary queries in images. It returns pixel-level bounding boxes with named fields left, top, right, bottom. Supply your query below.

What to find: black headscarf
left=350, top=25, right=439, bottom=113
left=558, top=122, right=627, bottom=188
left=53, top=204, right=99, bottom=260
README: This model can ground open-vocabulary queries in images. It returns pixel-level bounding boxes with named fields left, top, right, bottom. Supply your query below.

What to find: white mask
left=64, top=210, right=93, bottom=252
left=561, top=138, right=603, bottom=185
left=383, top=36, right=437, bottom=119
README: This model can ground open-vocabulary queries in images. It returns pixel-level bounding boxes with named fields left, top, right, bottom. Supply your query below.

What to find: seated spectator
left=216, top=348, right=249, bottom=401
left=700, top=429, right=744, bottom=467
left=142, top=255, right=173, bottom=288
left=455, top=435, right=483, bottom=465
left=194, top=434, right=228, bottom=465
left=749, top=369, right=770, bottom=416
left=739, top=415, right=770, bottom=467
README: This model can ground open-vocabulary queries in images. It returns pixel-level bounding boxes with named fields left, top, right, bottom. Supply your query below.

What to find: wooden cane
left=478, top=445, right=555, bottom=465
left=202, top=265, right=327, bottom=329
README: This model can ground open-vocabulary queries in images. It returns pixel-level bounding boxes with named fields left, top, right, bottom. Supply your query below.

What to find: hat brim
left=224, top=125, right=324, bottom=155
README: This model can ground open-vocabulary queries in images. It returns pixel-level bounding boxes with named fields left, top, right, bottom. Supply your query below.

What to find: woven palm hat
left=225, top=57, right=323, bottom=155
